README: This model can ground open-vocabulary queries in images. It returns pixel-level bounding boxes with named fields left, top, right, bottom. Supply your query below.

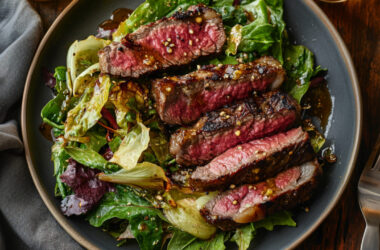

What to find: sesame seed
left=196, top=38, right=199, bottom=42
left=226, top=115, right=230, bottom=119
left=164, top=41, right=169, bottom=46
left=232, top=200, right=238, bottom=205
left=237, top=106, right=243, bottom=111
left=167, top=37, right=171, bottom=42
left=166, top=87, right=172, bottom=92
left=236, top=121, right=241, bottom=126
left=167, top=47, right=173, bottom=53
left=212, top=215, right=218, bottom=220
left=195, top=17, right=202, bottom=23
left=184, top=52, right=188, bottom=56
left=189, top=29, right=194, bottom=34
left=220, top=111, right=226, bottom=116
left=197, top=65, right=201, bottom=69
left=230, top=184, right=236, bottom=189
left=248, top=185, right=253, bottom=189
left=156, top=195, right=163, bottom=201
left=238, top=146, right=242, bottom=150
left=169, top=43, right=175, bottom=47
left=189, top=40, right=193, bottom=46
left=235, top=130, right=241, bottom=136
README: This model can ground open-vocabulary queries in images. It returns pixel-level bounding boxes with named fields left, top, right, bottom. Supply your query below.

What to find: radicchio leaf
left=60, top=159, right=114, bottom=216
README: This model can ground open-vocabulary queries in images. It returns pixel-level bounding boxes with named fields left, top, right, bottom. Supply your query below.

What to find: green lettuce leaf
left=82, top=129, right=107, bottom=152
left=110, top=122, right=150, bottom=170
left=64, top=146, right=119, bottom=172
left=51, top=142, right=71, bottom=197
left=65, top=75, right=111, bottom=139
left=231, top=211, right=296, bottom=250
left=53, top=66, right=68, bottom=94
left=87, top=185, right=163, bottom=250
left=168, top=231, right=226, bottom=250
left=113, top=0, right=210, bottom=41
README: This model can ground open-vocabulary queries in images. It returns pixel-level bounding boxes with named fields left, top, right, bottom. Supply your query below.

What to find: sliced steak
left=200, top=160, right=321, bottom=230
left=170, top=91, right=300, bottom=166
left=152, top=56, right=286, bottom=125
left=190, top=127, right=315, bottom=191
left=99, top=5, right=226, bottom=78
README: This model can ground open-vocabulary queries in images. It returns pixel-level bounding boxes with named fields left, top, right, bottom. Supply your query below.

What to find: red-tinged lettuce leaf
left=60, top=159, right=114, bottom=216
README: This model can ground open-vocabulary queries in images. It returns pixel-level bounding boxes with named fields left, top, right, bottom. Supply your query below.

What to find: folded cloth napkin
left=0, top=0, right=81, bottom=249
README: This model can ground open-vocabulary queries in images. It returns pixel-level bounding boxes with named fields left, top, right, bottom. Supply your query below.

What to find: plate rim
left=21, top=0, right=362, bottom=249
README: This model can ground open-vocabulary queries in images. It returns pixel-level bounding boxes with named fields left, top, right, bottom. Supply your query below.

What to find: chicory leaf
left=65, top=75, right=111, bottom=139
left=110, top=122, right=150, bottom=170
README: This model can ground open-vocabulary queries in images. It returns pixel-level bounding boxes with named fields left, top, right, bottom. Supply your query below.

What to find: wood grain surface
left=28, top=0, right=380, bottom=249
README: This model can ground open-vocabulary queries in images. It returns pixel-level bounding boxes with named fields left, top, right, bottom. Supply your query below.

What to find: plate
left=21, top=0, right=361, bottom=249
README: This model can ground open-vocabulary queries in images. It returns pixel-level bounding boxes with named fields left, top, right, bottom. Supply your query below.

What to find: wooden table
left=28, top=0, right=380, bottom=249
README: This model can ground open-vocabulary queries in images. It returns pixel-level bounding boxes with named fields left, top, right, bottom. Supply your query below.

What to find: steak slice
left=170, top=91, right=300, bottom=166
left=190, top=127, right=315, bottom=191
left=200, top=160, right=321, bottom=230
left=99, top=5, right=226, bottom=78
left=152, top=56, right=286, bottom=125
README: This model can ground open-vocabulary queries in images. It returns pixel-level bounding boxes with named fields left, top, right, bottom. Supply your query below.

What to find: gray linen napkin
left=0, top=1, right=81, bottom=249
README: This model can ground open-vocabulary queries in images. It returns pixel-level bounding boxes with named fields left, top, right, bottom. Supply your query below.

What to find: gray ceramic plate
left=21, top=0, right=361, bottom=249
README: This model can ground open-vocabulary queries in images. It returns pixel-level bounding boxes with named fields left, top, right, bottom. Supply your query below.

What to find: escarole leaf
left=67, top=35, right=110, bottom=88
left=109, top=122, right=150, bottom=169
left=65, top=75, right=111, bottom=139
left=164, top=198, right=217, bottom=239
left=98, top=162, right=168, bottom=190
left=108, top=82, right=146, bottom=129
left=112, top=0, right=210, bottom=42
left=72, top=63, right=99, bottom=97
left=87, top=185, right=163, bottom=250
left=231, top=211, right=296, bottom=250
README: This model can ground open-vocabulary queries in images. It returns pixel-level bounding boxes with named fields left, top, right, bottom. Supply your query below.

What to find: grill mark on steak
left=170, top=91, right=300, bottom=166
left=190, top=127, right=315, bottom=191
left=99, top=5, right=226, bottom=78
left=200, top=160, right=321, bottom=230
left=152, top=56, right=286, bottom=125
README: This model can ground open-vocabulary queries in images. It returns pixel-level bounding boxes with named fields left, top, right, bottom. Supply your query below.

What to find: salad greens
left=40, top=0, right=329, bottom=249
left=87, top=185, right=164, bottom=250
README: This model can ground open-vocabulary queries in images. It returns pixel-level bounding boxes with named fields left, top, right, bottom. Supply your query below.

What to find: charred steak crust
left=99, top=5, right=226, bottom=78
left=189, top=127, right=315, bottom=191
left=152, top=56, right=286, bottom=125
left=170, top=91, right=300, bottom=166
left=200, top=160, right=322, bottom=230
